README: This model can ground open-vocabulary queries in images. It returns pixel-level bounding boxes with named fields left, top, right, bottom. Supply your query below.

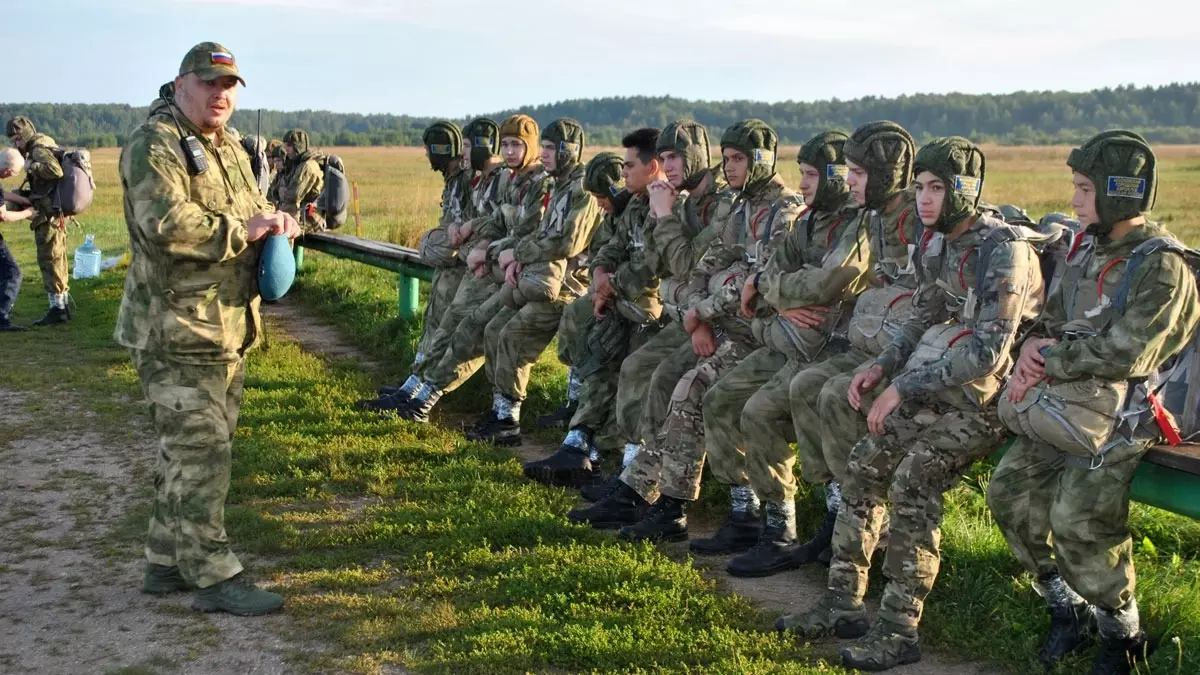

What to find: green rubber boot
left=191, top=576, right=284, bottom=616
left=142, top=564, right=190, bottom=595
left=776, top=590, right=869, bottom=640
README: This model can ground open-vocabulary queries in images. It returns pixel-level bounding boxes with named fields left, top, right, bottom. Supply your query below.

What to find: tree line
left=3, top=83, right=1199, bottom=148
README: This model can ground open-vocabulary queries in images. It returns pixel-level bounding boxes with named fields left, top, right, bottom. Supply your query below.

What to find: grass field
left=3, top=144, right=1200, bottom=674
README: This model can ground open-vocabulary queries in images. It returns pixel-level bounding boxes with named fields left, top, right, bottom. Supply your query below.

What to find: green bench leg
left=293, top=244, right=305, bottom=269
left=398, top=272, right=420, bottom=321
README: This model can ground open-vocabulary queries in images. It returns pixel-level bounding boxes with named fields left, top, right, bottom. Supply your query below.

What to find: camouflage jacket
left=683, top=174, right=805, bottom=339
left=22, top=133, right=63, bottom=225
left=278, top=152, right=324, bottom=232
left=477, top=162, right=551, bottom=245
left=441, top=164, right=475, bottom=227
left=589, top=193, right=661, bottom=323
left=459, top=161, right=510, bottom=257
left=876, top=214, right=1045, bottom=409
left=1036, top=222, right=1200, bottom=383
left=512, top=164, right=603, bottom=301
left=114, top=96, right=271, bottom=365
left=266, top=165, right=287, bottom=207
left=651, top=168, right=730, bottom=312
left=753, top=192, right=870, bottom=360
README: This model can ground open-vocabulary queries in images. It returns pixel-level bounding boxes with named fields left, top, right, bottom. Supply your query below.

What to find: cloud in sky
left=8, top=0, right=1198, bottom=116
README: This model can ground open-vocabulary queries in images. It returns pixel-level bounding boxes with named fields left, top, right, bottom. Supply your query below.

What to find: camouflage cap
left=499, top=114, right=539, bottom=170
left=283, top=129, right=310, bottom=155
left=464, top=117, right=500, bottom=171
left=1067, top=129, right=1157, bottom=230
left=657, top=120, right=711, bottom=189
left=179, top=42, right=246, bottom=86
left=913, top=136, right=986, bottom=230
left=423, top=121, right=463, bottom=173
left=843, top=120, right=915, bottom=209
left=584, top=151, right=625, bottom=197
left=720, top=119, right=778, bottom=193
left=797, top=130, right=850, bottom=212
left=5, top=116, right=35, bottom=146
left=542, top=118, right=585, bottom=178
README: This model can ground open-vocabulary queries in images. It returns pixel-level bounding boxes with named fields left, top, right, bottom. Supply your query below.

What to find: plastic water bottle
left=73, top=234, right=102, bottom=279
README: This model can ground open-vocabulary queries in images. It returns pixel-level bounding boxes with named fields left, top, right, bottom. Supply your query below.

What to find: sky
left=9, top=0, right=1200, bottom=117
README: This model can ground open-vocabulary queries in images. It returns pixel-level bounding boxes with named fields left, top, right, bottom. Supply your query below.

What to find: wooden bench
left=294, top=232, right=436, bottom=320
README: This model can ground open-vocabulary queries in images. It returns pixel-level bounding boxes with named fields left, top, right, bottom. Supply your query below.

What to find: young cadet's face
left=914, top=171, right=947, bottom=226
left=723, top=148, right=748, bottom=189
left=500, top=137, right=526, bottom=168
left=540, top=140, right=557, bottom=172
left=1071, top=171, right=1098, bottom=225
left=623, top=147, right=658, bottom=195
left=846, top=159, right=868, bottom=206
left=461, top=139, right=472, bottom=163
left=798, top=162, right=821, bottom=205
left=595, top=194, right=614, bottom=214
left=660, top=149, right=686, bottom=188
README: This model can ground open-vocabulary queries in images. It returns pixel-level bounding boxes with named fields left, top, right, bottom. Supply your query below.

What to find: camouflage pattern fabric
left=132, top=348, right=246, bottom=589
left=489, top=299, right=564, bottom=402
left=425, top=289, right=507, bottom=393
left=788, top=351, right=875, bottom=486
left=413, top=266, right=466, bottom=374
left=414, top=273, right=497, bottom=382
left=558, top=294, right=625, bottom=452
left=830, top=400, right=1006, bottom=629
left=23, top=135, right=68, bottom=295
left=278, top=152, right=325, bottom=233
left=33, top=221, right=68, bottom=295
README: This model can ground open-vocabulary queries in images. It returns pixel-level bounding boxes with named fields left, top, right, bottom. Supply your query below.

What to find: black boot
left=1089, top=631, right=1155, bottom=675
left=580, top=473, right=623, bottom=503
left=32, top=306, right=70, bottom=326
left=1040, top=602, right=1096, bottom=668
left=689, top=510, right=762, bottom=555
left=727, top=501, right=799, bottom=578
left=468, top=415, right=521, bottom=446
left=618, top=496, right=688, bottom=543
left=0, top=315, right=26, bottom=332
left=522, top=438, right=596, bottom=487
left=536, top=399, right=578, bottom=430
left=356, top=390, right=414, bottom=412
left=568, top=482, right=647, bottom=530
left=791, top=505, right=837, bottom=566
left=396, top=384, right=444, bottom=424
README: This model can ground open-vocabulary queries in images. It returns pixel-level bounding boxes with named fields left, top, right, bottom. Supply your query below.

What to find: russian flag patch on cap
left=211, top=52, right=235, bottom=66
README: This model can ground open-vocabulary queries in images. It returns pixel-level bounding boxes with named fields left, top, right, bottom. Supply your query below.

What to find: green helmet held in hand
left=658, top=119, right=711, bottom=190
left=720, top=119, right=778, bottom=195
left=1067, top=129, right=1156, bottom=237
left=542, top=118, right=585, bottom=178
left=913, top=136, right=986, bottom=232
left=584, top=151, right=625, bottom=198
left=797, top=130, right=850, bottom=212
left=422, top=120, right=463, bottom=174
left=843, top=120, right=915, bottom=210
left=464, top=117, right=500, bottom=171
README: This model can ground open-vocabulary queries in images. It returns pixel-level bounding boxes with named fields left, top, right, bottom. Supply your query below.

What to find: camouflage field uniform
left=277, top=130, right=325, bottom=234
left=827, top=215, right=1044, bottom=636
left=22, top=133, right=68, bottom=297
left=987, top=222, right=1199, bottom=612
left=115, top=91, right=270, bottom=589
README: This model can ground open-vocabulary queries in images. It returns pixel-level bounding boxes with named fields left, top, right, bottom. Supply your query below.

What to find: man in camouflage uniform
left=360, top=117, right=501, bottom=408
left=523, top=128, right=665, bottom=485
left=385, top=115, right=550, bottom=424
left=5, top=116, right=69, bottom=326
left=698, top=130, right=870, bottom=578
left=465, top=118, right=603, bottom=446
left=0, top=148, right=32, bottom=331
left=568, top=120, right=727, bottom=515
left=987, top=131, right=1199, bottom=675
left=779, top=137, right=1046, bottom=672
left=787, top=121, right=920, bottom=565
left=278, top=129, right=326, bottom=233
left=266, top=142, right=286, bottom=205
left=575, top=120, right=804, bottom=541
left=117, top=43, right=299, bottom=615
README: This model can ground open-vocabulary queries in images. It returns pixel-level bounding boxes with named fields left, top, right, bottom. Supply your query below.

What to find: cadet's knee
left=741, top=391, right=772, bottom=428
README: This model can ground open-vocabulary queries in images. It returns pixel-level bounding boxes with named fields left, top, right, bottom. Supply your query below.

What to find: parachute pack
left=39, top=146, right=95, bottom=217
left=316, top=154, right=349, bottom=229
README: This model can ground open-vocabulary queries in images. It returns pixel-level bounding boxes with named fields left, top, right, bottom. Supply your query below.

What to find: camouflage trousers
left=488, top=298, right=564, bottom=402
left=424, top=287, right=506, bottom=392
left=628, top=336, right=755, bottom=502
left=705, top=346, right=797, bottom=496
left=33, top=218, right=68, bottom=296
left=412, top=265, right=465, bottom=375
left=986, top=435, right=1150, bottom=611
left=414, top=272, right=495, bottom=381
left=790, top=347, right=888, bottom=486
left=130, top=348, right=245, bottom=589
left=616, top=325, right=700, bottom=502
left=828, top=399, right=1005, bottom=629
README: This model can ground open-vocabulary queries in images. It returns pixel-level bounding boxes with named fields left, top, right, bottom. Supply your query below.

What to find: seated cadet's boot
left=727, top=501, right=800, bottom=577
left=373, top=374, right=422, bottom=401
left=32, top=306, right=70, bottom=326
left=142, top=564, right=190, bottom=595
left=689, top=510, right=762, bottom=555
left=468, top=395, right=522, bottom=446
left=793, top=482, right=841, bottom=565
left=191, top=576, right=284, bottom=616
left=536, top=399, right=578, bottom=430
left=522, top=442, right=595, bottom=487
left=840, top=620, right=922, bottom=672
left=1036, top=571, right=1096, bottom=668
left=398, top=383, right=444, bottom=423
left=568, top=482, right=648, bottom=529
left=1090, top=601, right=1156, bottom=675
left=0, top=315, right=27, bottom=332
left=357, top=390, right=415, bottom=413
left=776, top=589, right=869, bottom=640
left=580, top=473, right=623, bottom=503
left=618, top=496, right=688, bottom=543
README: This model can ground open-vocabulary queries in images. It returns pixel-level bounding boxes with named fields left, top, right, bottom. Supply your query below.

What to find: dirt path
left=263, top=301, right=1004, bottom=675
left=0, top=389, right=298, bottom=675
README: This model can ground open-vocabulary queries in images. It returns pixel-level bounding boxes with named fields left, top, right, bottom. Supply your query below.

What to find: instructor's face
left=175, top=73, right=239, bottom=134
